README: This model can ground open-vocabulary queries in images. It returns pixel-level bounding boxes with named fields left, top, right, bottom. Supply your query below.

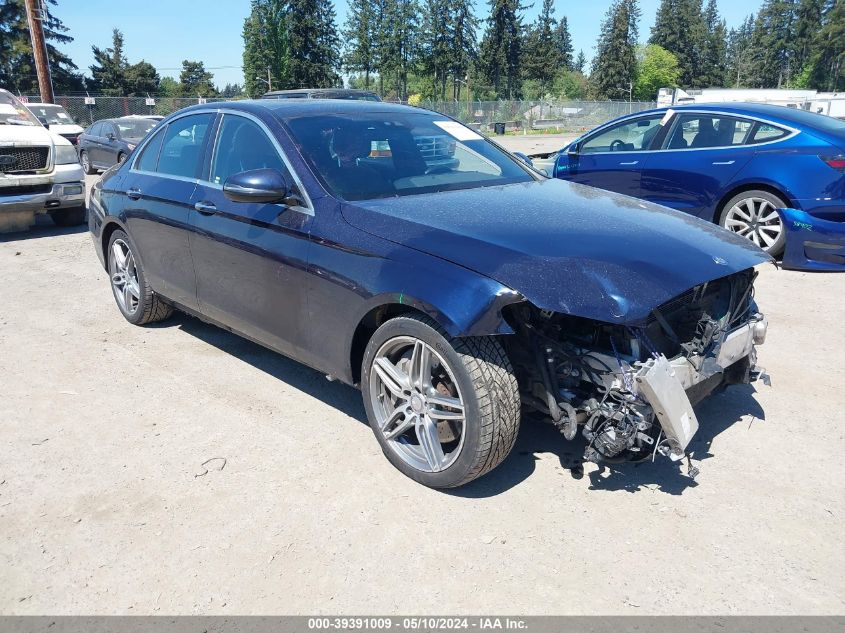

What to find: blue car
left=547, top=103, right=845, bottom=270
left=88, top=100, right=770, bottom=488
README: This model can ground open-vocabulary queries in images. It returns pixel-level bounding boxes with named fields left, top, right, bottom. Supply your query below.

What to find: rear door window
left=88, top=122, right=103, bottom=136
left=666, top=114, right=754, bottom=149
left=748, top=123, right=790, bottom=144
left=156, top=113, right=213, bottom=179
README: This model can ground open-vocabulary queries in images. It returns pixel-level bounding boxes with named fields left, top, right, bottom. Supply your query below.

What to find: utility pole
left=267, top=66, right=272, bottom=93
left=24, top=0, right=54, bottom=103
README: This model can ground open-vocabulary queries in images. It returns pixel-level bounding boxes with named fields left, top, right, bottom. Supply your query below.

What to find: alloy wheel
left=80, top=152, right=90, bottom=172
left=369, top=336, right=466, bottom=473
left=109, top=238, right=141, bottom=315
left=723, top=196, right=783, bottom=252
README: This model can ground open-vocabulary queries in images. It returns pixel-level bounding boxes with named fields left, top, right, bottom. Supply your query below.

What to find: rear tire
left=49, top=206, right=86, bottom=227
left=361, top=314, right=520, bottom=488
left=106, top=229, right=173, bottom=326
left=718, top=189, right=786, bottom=256
left=79, top=150, right=96, bottom=175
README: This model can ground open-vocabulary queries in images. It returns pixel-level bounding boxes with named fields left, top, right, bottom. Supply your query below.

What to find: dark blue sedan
left=545, top=103, right=845, bottom=269
left=88, top=100, right=771, bottom=488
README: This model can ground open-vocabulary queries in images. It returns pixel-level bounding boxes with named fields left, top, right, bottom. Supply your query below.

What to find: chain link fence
left=420, top=100, right=657, bottom=132
left=23, top=95, right=656, bottom=133
left=21, top=95, right=232, bottom=125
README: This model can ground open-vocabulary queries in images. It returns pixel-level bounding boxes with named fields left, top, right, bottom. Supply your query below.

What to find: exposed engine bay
left=505, top=269, right=768, bottom=476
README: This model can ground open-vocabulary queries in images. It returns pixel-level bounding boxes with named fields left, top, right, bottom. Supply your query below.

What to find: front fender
left=304, top=210, right=526, bottom=384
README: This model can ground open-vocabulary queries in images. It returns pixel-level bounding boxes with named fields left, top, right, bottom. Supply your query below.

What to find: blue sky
left=56, top=0, right=763, bottom=90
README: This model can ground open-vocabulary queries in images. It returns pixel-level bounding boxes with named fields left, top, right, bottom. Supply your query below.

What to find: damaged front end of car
left=504, top=268, right=768, bottom=475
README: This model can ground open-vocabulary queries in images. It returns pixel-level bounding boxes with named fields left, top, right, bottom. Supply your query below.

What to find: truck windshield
left=27, top=104, right=74, bottom=125
left=0, top=92, right=40, bottom=126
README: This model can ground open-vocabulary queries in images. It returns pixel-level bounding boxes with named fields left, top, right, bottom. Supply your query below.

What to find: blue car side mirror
left=513, top=151, right=533, bottom=167
left=223, top=168, right=289, bottom=204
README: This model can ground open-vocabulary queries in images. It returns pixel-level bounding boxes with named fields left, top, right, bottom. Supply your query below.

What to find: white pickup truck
left=0, top=89, right=86, bottom=232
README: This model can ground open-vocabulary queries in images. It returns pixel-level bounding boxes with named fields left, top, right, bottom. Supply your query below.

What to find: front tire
left=719, top=189, right=786, bottom=256
left=107, top=229, right=173, bottom=325
left=361, top=314, right=520, bottom=488
left=49, top=206, right=86, bottom=227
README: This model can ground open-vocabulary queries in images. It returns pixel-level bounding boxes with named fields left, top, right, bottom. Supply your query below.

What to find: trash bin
left=493, top=122, right=506, bottom=135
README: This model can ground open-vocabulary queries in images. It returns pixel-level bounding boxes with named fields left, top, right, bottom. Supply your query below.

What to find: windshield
left=0, top=92, right=40, bottom=126
left=115, top=118, right=157, bottom=139
left=285, top=112, right=535, bottom=201
left=28, top=104, right=75, bottom=125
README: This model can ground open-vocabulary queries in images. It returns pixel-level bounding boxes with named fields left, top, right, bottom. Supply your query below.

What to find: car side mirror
left=223, top=168, right=289, bottom=204
left=513, top=151, right=533, bottom=167
left=107, top=133, right=115, bottom=141
left=567, top=142, right=580, bottom=156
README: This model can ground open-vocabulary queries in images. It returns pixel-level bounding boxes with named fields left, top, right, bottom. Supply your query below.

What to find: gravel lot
left=1, top=137, right=843, bottom=615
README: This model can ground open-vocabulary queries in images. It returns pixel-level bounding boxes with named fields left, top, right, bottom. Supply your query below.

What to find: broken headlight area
left=504, top=269, right=767, bottom=474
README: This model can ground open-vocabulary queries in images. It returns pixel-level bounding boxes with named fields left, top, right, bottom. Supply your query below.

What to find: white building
left=657, top=87, right=845, bottom=119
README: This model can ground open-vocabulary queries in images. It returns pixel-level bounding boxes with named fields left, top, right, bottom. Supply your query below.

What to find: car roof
left=173, top=98, right=424, bottom=121
left=263, top=88, right=378, bottom=97
left=652, top=101, right=842, bottom=127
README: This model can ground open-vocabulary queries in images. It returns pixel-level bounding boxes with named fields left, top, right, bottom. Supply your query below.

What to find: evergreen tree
left=287, top=0, right=341, bottom=87
left=521, top=0, right=563, bottom=93
left=726, top=15, right=757, bottom=87
left=343, top=0, right=378, bottom=88
left=125, top=61, right=160, bottom=96
left=751, top=0, right=798, bottom=87
left=377, top=0, right=421, bottom=99
left=242, top=0, right=290, bottom=97
left=221, top=83, right=244, bottom=98
left=792, top=0, right=825, bottom=75
left=591, top=0, right=639, bottom=99
left=419, top=0, right=454, bottom=100
left=179, top=60, right=217, bottom=96
left=554, top=16, right=574, bottom=70
left=700, top=0, right=727, bottom=86
left=90, top=29, right=129, bottom=96
left=0, top=0, right=84, bottom=95
left=574, top=49, right=587, bottom=73
left=449, top=0, right=477, bottom=100
left=649, top=0, right=707, bottom=86
left=805, top=0, right=845, bottom=90
left=478, top=0, right=524, bottom=98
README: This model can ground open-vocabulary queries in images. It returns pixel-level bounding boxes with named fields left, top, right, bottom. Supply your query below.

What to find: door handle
left=712, top=160, right=735, bottom=165
left=126, top=188, right=142, bottom=200
left=194, top=201, right=217, bottom=215
left=619, top=161, right=639, bottom=165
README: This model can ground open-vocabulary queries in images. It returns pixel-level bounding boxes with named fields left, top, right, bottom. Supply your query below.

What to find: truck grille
left=0, top=146, right=50, bottom=173
left=415, top=135, right=456, bottom=161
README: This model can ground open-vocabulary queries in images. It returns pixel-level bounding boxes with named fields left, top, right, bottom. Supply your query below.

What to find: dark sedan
left=78, top=116, right=158, bottom=174
left=88, top=100, right=771, bottom=488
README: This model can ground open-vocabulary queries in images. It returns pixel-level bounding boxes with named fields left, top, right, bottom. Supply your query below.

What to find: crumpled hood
left=341, top=179, right=772, bottom=324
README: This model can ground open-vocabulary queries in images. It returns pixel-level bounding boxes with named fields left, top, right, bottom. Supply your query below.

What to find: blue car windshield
left=285, top=112, right=536, bottom=201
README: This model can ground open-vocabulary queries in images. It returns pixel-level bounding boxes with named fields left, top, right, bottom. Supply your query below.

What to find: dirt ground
left=1, top=137, right=844, bottom=615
